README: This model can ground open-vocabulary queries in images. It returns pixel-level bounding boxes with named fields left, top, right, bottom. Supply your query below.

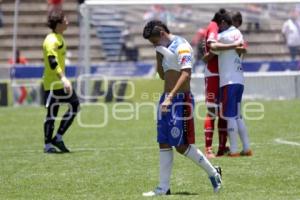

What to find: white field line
left=0, top=146, right=158, bottom=153
left=274, top=138, right=300, bottom=147
left=0, top=142, right=267, bottom=154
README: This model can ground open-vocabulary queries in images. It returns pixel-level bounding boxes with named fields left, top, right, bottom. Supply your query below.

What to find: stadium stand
left=0, top=0, right=105, bottom=65
left=90, top=8, right=125, bottom=61
left=0, top=1, right=297, bottom=66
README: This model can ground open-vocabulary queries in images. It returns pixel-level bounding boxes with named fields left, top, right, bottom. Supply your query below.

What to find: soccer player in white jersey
left=210, top=12, right=252, bottom=156
left=142, top=20, right=222, bottom=196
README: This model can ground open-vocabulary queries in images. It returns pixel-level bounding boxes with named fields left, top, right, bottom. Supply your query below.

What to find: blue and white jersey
left=213, top=26, right=244, bottom=87
left=155, top=35, right=194, bottom=72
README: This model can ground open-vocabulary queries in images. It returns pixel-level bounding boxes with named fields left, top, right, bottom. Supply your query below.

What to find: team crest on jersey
left=180, top=55, right=192, bottom=65
left=171, top=127, right=181, bottom=138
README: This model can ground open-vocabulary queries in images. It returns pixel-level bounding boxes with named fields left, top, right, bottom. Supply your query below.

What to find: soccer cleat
left=209, top=166, right=222, bottom=193
left=216, top=146, right=230, bottom=157
left=224, top=146, right=230, bottom=154
left=44, top=147, right=58, bottom=153
left=205, top=147, right=216, bottom=159
left=142, top=187, right=171, bottom=197
left=228, top=152, right=240, bottom=157
left=52, top=140, right=70, bottom=153
left=215, top=166, right=222, bottom=177
left=240, top=149, right=253, bottom=156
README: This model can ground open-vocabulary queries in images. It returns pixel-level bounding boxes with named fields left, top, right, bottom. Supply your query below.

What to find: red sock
left=204, top=114, right=215, bottom=148
left=218, top=117, right=227, bottom=152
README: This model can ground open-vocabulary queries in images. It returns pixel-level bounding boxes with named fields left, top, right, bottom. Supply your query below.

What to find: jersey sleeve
left=176, top=44, right=193, bottom=70
left=45, top=37, right=63, bottom=74
left=235, top=30, right=244, bottom=44
left=155, top=46, right=174, bottom=58
left=207, top=22, right=218, bottom=43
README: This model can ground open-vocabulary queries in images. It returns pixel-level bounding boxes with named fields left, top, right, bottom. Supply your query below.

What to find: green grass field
left=1, top=100, right=300, bottom=200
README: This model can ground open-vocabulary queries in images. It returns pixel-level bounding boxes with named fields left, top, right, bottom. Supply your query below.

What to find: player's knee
left=227, top=119, right=237, bottom=133
left=175, top=145, right=188, bottom=154
left=159, top=143, right=172, bottom=149
left=207, top=107, right=218, bottom=118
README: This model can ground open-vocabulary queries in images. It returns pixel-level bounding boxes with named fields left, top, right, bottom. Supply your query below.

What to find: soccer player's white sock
left=237, top=117, right=250, bottom=151
left=227, top=119, right=239, bottom=154
left=55, top=134, right=63, bottom=142
left=184, top=145, right=217, bottom=177
left=158, top=148, right=173, bottom=190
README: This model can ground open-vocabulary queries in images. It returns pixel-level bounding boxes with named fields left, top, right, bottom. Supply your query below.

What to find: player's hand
left=61, top=76, right=72, bottom=94
left=161, top=97, right=172, bottom=113
left=202, top=52, right=214, bottom=63
left=210, top=43, right=217, bottom=50
left=233, top=41, right=243, bottom=47
left=235, top=46, right=247, bottom=55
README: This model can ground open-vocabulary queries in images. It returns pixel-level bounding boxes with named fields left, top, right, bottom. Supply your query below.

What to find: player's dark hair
left=47, top=9, right=65, bottom=31
left=218, top=11, right=233, bottom=26
left=212, top=8, right=227, bottom=24
left=143, top=20, right=170, bottom=39
left=231, top=11, right=243, bottom=27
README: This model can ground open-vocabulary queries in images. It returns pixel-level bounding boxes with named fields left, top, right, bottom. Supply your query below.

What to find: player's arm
left=161, top=47, right=192, bottom=112
left=168, top=68, right=191, bottom=98
left=161, top=68, right=191, bottom=112
left=47, top=42, right=72, bottom=93
left=281, top=23, right=287, bottom=44
left=156, top=52, right=164, bottom=80
left=202, top=38, right=218, bottom=63
left=210, top=41, right=242, bottom=51
left=210, top=44, right=247, bottom=58
left=236, top=46, right=247, bottom=54
left=56, top=71, right=72, bottom=94
left=211, top=30, right=244, bottom=52
left=168, top=46, right=193, bottom=97
left=210, top=37, right=245, bottom=57
left=282, top=34, right=287, bottom=44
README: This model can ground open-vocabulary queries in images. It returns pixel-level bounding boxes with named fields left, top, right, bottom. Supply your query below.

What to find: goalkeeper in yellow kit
left=42, top=10, right=80, bottom=153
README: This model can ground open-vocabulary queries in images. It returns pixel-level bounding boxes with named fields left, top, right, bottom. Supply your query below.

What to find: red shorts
left=205, top=76, right=219, bottom=107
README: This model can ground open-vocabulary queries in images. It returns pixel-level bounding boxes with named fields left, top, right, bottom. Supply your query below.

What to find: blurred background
left=0, top=0, right=300, bottom=106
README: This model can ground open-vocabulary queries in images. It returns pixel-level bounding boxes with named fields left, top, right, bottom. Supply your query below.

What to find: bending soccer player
left=142, top=20, right=222, bottom=196
left=42, top=10, right=80, bottom=153
left=210, top=11, right=252, bottom=156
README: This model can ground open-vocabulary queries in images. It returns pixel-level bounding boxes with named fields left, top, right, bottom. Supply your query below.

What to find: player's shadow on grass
left=172, top=191, right=199, bottom=196
left=70, top=149, right=97, bottom=153
left=44, top=151, right=67, bottom=154
left=47, top=150, right=95, bottom=154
